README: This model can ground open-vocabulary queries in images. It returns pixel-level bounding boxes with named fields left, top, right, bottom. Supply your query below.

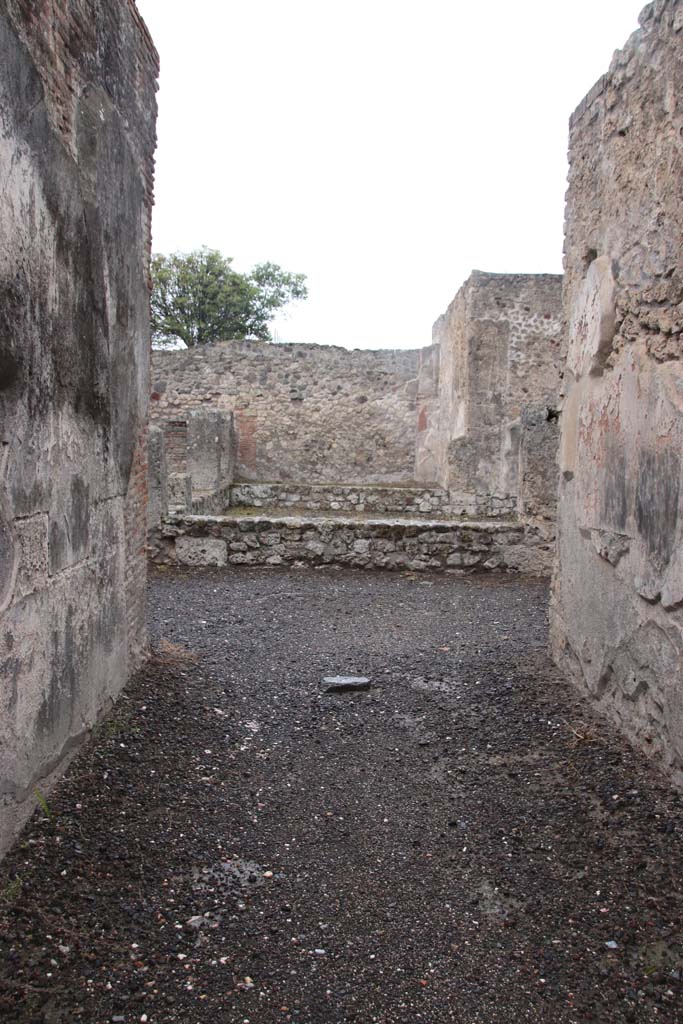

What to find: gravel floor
left=0, top=565, right=681, bottom=1024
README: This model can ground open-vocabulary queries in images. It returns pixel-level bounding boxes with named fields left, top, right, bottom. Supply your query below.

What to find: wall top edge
left=151, top=340, right=426, bottom=358
left=568, top=0, right=678, bottom=130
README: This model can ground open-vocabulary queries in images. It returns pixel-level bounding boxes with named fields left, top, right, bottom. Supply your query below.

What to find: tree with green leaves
left=150, top=247, right=308, bottom=347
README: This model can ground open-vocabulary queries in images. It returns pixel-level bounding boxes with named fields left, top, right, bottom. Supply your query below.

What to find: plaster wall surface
left=551, top=0, right=683, bottom=785
left=0, top=0, right=158, bottom=855
left=151, top=340, right=421, bottom=485
left=428, top=273, right=563, bottom=512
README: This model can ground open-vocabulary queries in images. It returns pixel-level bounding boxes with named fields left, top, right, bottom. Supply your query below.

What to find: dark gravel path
left=1, top=566, right=681, bottom=1024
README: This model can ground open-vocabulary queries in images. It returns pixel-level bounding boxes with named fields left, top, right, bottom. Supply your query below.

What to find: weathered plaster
left=552, top=0, right=683, bottom=786
left=0, top=0, right=158, bottom=855
left=426, top=272, right=563, bottom=521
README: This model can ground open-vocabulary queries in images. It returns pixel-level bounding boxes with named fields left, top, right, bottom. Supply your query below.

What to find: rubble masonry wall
left=151, top=340, right=421, bottom=485
left=421, top=272, right=564, bottom=518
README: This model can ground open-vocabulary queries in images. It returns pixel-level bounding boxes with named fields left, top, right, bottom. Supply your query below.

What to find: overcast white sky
left=136, top=0, right=644, bottom=350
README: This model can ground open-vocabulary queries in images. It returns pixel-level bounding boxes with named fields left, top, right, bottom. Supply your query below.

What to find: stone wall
left=0, top=0, right=158, bottom=855
left=551, top=0, right=683, bottom=786
left=229, top=482, right=453, bottom=517
left=424, top=273, right=563, bottom=518
left=151, top=513, right=552, bottom=576
left=151, top=340, right=421, bottom=485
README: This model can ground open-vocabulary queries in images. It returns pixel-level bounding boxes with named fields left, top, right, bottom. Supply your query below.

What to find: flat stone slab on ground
left=322, top=675, right=371, bottom=693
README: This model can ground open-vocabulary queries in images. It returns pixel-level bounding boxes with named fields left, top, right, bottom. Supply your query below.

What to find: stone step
left=151, top=511, right=553, bottom=576
left=229, top=481, right=517, bottom=518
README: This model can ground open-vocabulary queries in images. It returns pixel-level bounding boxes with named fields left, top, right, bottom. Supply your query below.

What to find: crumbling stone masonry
left=419, top=272, right=564, bottom=520
left=151, top=340, right=421, bottom=485
left=551, top=0, right=683, bottom=785
left=0, top=0, right=158, bottom=855
left=149, top=274, right=564, bottom=575
left=152, top=513, right=551, bottom=576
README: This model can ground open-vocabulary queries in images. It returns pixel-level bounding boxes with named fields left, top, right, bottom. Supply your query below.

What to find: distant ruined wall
left=422, top=273, right=563, bottom=518
left=151, top=341, right=421, bottom=485
left=0, top=0, right=158, bottom=855
left=551, top=0, right=683, bottom=785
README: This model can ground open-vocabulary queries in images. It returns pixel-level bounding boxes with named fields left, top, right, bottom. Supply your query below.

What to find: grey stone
left=322, top=676, right=371, bottom=694
left=147, top=426, right=168, bottom=531
left=168, top=473, right=192, bottom=513
left=187, top=409, right=235, bottom=494
left=151, top=342, right=421, bottom=486
left=176, top=537, right=228, bottom=567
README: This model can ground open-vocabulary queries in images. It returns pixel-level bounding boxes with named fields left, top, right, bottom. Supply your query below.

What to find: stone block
left=187, top=409, right=235, bottom=494
left=147, top=425, right=168, bottom=532
left=168, top=473, right=192, bottom=512
left=176, top=537, right=228, bottom=567
left=13, top=513, right=48, bottom=601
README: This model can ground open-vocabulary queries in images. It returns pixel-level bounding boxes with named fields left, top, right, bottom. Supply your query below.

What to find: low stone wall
left=229, top=482, right=451, bottom=516
left=191, top=485, right=234, bottom=516
left=229, top=482, right=517, bottom=518
left=150, top=514, right=553, bottom=576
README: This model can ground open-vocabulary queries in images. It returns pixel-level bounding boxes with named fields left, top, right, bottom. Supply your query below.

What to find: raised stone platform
left=150, top=511, right=554, bottom=575
left=230, top=482, right=517, bottom=518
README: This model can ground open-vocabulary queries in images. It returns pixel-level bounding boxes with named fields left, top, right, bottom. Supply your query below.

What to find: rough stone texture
left=147, top=425, right=168, bottom=533
left=551, top=0, right=683, bottom=786
left=413, top=342, right=441, bottom=484
left=426, top=273, right=563, bottom=516
left=151, top=513, right=552, bottom=576
left=189, top=484, right=234, bottom=516
left=151, top=340, right=421, bottom=484
left=168, top=473, right=193, bottom=514
left=0, top=0, right=158, bottom=856
left=186, top=408, right=235, bottom=494
left=148, top=277, right=563, bottom=576
left=229, top=482, right=453, bottom=517
left=518, top=405, right=561, bottom=524
left=175, top=536, right=227, bottom=568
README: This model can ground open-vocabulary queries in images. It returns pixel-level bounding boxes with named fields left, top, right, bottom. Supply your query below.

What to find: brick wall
left=163, top=420, right=189, bottom=475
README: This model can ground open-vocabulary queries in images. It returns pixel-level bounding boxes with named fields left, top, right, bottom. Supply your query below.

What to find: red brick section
left=124, top=425, right=149, bottom=670
left=163, top=420, right=189, bottom=475
left=6, top=0, right=159, bottom=283
left=235, top=412, right=258, bottom=474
